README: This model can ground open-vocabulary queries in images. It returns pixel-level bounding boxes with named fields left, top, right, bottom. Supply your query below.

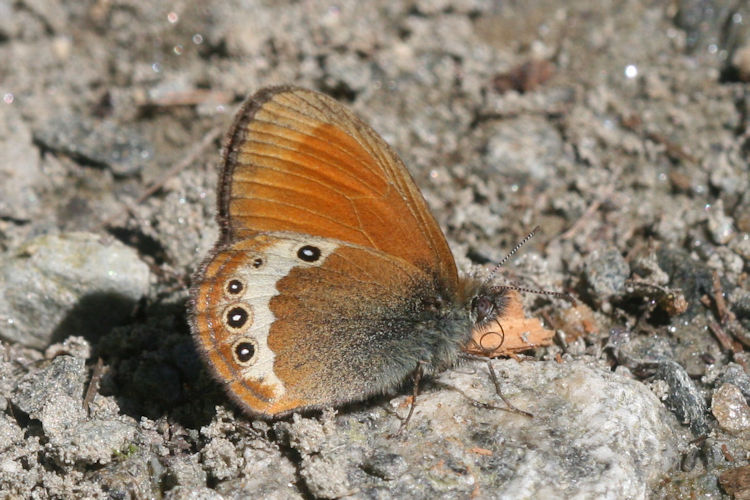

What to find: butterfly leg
left=459, top=354, right=533, bottom=418
left=390, top=363, right=424, bottom=438
left=483, top=358, right=533, bottom=418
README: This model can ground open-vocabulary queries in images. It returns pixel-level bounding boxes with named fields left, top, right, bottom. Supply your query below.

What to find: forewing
left=218, top=86, right=458, bottom=293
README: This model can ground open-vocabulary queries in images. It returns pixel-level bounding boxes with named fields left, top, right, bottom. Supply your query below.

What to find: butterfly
left=189, top=86, right=547, bottom=418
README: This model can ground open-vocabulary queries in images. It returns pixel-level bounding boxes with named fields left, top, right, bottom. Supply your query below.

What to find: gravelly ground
left=1, top=0, right=749, bottom=498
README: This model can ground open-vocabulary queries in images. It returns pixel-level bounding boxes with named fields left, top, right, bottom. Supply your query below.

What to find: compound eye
left=473, top=296, right=494, bottom=322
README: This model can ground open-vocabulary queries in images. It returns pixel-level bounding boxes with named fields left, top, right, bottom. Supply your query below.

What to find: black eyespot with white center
left=226, top=279, right=244, bottom=295
left=224, top=304, right=252, bottom=331
left=232, top=339, right=257, bottom=365
left=297, top=245, right=321, bottom=262
left=252, top=257, right=263, bottom=268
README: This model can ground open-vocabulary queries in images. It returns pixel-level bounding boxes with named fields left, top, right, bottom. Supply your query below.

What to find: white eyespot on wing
left=222, top=234, right=338, bottom=399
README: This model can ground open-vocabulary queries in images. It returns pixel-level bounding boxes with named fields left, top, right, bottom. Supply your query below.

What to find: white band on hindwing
left=219, top=234, right=338, bottom=399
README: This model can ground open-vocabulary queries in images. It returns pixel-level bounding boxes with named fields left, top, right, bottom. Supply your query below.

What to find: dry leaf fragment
left=465, top=290, right=554, bottom=357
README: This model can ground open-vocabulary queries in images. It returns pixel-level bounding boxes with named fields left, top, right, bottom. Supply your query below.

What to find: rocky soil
left=1, top=0, right=749, bottom=498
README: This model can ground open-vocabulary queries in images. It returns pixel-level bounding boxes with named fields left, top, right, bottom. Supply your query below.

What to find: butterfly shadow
left=53, top=292, right=224, bottom=429
left=49, top=290, right=142, bottom=348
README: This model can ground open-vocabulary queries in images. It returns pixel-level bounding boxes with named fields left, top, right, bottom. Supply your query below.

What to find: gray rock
left=213, top=441, right=302, bottom=499
left=88, top=448, right=161, bottom=499
left=165, top=486, right=225, bottom=500
left=656, top=247, right=715, bottom=317
left=0, top=232, right=150, bottom=348
left=275, top=412, right=331, bottom=456
left=706, top=199, right=735, bottom=245
left=732, top=43, right=750, bottom=81
left=300, top=454, right=353, bottom=499
left=11, top=355, right=87, bottom=420
left=362, top=451, right=409, bottom=481
left=484, top=116, right=566, bottom=182
left=272, top=359, right=682, bottom=499
left=163, top=454, right=207, bottom=490
left=0, top=105, right=44, bottom=221
left=0, top=414, right=24, bottom=453
left=200, top=437, right=241, bottom=481
left=9, top=354, right=137, bottom=466
left=674, top=0, right=749, bottom=65
left=138, top=168, right=218, bottom=275
left=582, top=248, right=630, bottom=303
left=195, top=410, right=301, bottom=499
left=33, top=113, right=153, bottom=177
left=654, top=360, right=709, bottom=435
left=0, top=1, right=16, bottom=39
left=719, top=363, right=750, bottom=401
left=21, top=0, right=71, bottom=35
left=50, top=418, right=137, bottom=466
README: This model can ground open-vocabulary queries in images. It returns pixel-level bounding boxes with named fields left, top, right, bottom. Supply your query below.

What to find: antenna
left=481, top=225, right=576, bottom=305
left=491, top=285, right=576, bottom=305
left=482, top=225, right=541, bottom=286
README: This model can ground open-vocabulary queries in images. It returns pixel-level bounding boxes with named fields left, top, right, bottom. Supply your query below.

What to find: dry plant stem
left=83, top=357, right=105, bottom=415
left=133, top=126, right=222, bottom=206
left=644, top=130, right=697, bottom=164
left=729, top=325, right=750, bottom=348
left=705, top=272, right=750, bottom=348
left=689, top=435, right=708, bottom=446
left=558, top=163, right=624, bottom=241
left=98, top=126, right=222, bottom=230
left=722, top=444, right=736, bottom=463
left=621, top=112, right=697, bottom=163
left=711, top=271, right=729, bottom=322
left=707, top=320, right=737, bottom=353
left=719, top=464, right=750, bottom=498
left=142, top=89, right=233, bottom=108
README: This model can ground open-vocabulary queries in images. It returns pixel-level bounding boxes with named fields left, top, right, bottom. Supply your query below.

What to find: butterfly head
left=468, top=284, right=512, bottom=329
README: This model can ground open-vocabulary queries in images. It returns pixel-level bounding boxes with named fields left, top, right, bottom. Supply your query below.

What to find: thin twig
left=708, top=320, right=736, bottom=353
left=98, top=126, right=222, bottom=230
left=558, top=163, right=624, bottom=241
left=83, top=357, right=105, bottom=415
left=711, top=271, right=729, bottom=323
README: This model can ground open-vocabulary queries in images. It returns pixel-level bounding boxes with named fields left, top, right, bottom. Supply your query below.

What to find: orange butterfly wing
left=192, top=233, right=465, bottom=417
left=191, top=86, right=470, bottom=417
left=217, top=86, right=458, bottom=293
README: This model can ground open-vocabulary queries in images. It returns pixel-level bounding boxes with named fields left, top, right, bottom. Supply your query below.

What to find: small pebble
left=712, top=383, right=750, bottom=434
